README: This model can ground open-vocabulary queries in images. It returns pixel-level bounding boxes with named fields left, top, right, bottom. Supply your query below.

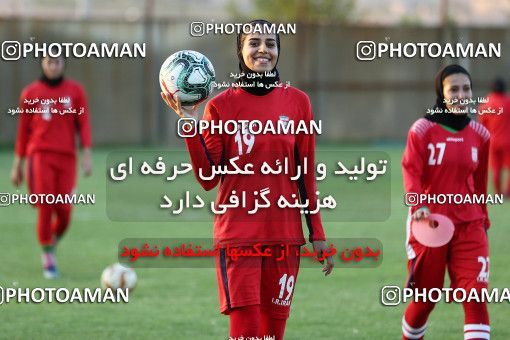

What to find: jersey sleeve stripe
left=219, top=248, right=232, bottom=309
left=410, top=118, right=434, bottom=138
left=199, top=134, right=216, bottom=167
left=469, top=121, right=490, bottom=142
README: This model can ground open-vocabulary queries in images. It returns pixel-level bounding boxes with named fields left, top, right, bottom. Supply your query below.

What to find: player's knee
left=416, top=301, right=436, bottom=313
left=56, top=204, right=72, bottom=222
left=405, top=300, right=436, bottom=323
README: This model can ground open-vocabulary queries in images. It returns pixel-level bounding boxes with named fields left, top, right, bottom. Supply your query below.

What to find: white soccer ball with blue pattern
left=159, top=50, right=215, bottom=106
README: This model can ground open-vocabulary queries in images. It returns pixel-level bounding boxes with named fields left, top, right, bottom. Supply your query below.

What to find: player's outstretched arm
left=473, top=137, right=491, bottom=228
left=161, top=91, right=200, bottom=119
left=10, top=155, right=24, bottom=187
left=76, top=84, right=92, bottom=177
left=13, top=89, right=31, bottom=187
left=81, top=148, right=92, bottom=177
left=312, top=240, right=334, bottom=276
left=160, top=91, right=222, bottom=191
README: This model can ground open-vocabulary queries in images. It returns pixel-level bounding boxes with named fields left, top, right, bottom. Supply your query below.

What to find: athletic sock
left=229, top=305, right=260, bottom=338
left=260, top=311, right=287, bottom=340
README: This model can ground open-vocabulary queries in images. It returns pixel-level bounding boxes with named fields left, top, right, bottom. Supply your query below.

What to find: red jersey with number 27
left=402, top=118, right=491, bottom=228
left=184, top=86, right=326, bottom=247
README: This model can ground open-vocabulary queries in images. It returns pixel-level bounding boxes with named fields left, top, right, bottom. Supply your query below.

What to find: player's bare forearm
left=12, top=154, right=23, bottom=167
left=81, top=147, right=93, bottom=177
left=312, top=240, right=334, bottom=276
left=11, top=155, right=24, bottom=187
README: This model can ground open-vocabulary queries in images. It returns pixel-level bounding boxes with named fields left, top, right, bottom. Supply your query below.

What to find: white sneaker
left=43, top=267, right=59, bottom=279
left=42, top=252, right=59, bottom=279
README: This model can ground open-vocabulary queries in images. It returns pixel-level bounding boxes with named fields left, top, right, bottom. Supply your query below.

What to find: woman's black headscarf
left=236, top=19, right=280, bottom=96
left=40, top=73, right=64, bottom=87
left=425, top=64, right=471, bottom=131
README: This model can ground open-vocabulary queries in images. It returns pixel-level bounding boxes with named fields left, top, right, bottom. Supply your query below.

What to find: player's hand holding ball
left=160, top=90, right=200, bottom=119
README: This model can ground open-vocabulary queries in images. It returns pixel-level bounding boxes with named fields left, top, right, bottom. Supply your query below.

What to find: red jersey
left=402, top=118, right=491, bottom=227
left=15, top=78, right=92, bottom=157
left=184, top=86, right=326, bottom=247
left=478, top=92, right=510, bottom=149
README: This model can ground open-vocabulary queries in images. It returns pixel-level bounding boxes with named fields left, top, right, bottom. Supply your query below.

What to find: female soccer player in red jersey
left=11, top=53, right=92, bottom=279
left=402, top=65, right=491, bottom=340
left=162, top=19, right=333, bottom=340
left=478, top=78, right=510, bottom=196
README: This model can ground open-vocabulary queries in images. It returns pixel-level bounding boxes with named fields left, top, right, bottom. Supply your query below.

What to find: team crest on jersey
left=472, top=147, right=478, bottom=163
left=279, top=115, right=290, bottom=128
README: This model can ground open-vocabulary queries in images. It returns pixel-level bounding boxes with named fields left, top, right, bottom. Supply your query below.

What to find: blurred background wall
left=1, top=0, right=509, bottom=145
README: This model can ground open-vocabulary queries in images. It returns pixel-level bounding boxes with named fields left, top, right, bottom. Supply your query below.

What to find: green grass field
left=0, top=145, right=508, bottom=339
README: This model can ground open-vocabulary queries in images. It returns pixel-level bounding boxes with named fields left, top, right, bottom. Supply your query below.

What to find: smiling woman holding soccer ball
left=402, top=64, right=491, bottom=339
left=161, top=19, right=333, bottom=340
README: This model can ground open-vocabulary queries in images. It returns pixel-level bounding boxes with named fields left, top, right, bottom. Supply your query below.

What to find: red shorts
left=26, top=151, right=76, bottom=205
left=215, top=244, right=301, bottom=319
left=405, top=217, right=489, bottom=291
